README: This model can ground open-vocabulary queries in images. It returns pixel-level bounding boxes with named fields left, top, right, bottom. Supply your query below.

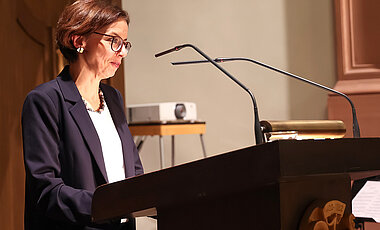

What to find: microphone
left=155, top=45, right=186, bottom=58
left=155, top=44, right=264, bottom=144
left=172, top=57, right=361, bottom=138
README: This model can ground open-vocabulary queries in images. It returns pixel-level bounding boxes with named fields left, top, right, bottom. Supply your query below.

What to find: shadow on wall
left=285, top=0, right=336, bottom=120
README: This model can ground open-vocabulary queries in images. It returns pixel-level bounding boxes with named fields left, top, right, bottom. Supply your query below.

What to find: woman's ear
left=71, top=35, right=86, bottom=50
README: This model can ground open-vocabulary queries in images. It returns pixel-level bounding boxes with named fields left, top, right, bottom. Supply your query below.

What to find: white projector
left=127, top=102, right=197, bottom=123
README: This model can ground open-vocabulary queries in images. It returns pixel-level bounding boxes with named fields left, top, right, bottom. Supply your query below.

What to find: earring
left=77, top=47, right=84, bottom=53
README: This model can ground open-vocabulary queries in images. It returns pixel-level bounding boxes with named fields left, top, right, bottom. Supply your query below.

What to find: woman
left=22, top=1, right=143, bottom=229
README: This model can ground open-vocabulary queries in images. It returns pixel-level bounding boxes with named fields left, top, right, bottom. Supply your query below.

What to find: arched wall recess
left=328, top=0, right=380, bottom=137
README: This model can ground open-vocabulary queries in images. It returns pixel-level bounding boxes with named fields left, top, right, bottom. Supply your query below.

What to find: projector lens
left=175, top=104, right=186, bottom=119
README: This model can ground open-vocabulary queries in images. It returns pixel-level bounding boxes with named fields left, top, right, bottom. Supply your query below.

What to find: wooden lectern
left=92, top=138, right=380, bottom=229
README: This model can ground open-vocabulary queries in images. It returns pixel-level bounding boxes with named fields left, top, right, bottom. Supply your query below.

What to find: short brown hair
left=56, top=0, right=130, bottom=63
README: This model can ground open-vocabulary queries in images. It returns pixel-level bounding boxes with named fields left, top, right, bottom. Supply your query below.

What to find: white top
left=87, top=100, right=126, bottom=183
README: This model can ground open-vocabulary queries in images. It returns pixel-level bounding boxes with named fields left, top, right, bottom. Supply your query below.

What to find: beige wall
left=122, top=0, right=335, bottom=228
left=122, top=0, right=335, bottom=170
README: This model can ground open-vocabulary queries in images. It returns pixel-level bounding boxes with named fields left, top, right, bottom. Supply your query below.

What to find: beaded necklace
left=82, top=90, right=105, bottom=113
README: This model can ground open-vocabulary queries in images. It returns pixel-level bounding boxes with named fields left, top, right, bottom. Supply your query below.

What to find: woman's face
left=82, top=19, right=129, bottom=79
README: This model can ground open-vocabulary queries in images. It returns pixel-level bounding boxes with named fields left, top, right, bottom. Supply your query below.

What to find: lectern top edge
left=92, top=138, right=380, bottom=224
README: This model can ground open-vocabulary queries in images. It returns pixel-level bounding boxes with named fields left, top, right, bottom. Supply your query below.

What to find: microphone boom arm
left=155, top=44, right=264, bottom=144
left=172, top=57, right=361, bottom=138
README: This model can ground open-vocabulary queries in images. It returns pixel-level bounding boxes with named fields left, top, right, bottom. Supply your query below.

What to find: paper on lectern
left=352, top=181, right=380, bottom=222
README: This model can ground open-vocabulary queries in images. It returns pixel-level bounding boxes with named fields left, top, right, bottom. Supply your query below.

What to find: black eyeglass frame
left=93, top=32, right=131, bottom=53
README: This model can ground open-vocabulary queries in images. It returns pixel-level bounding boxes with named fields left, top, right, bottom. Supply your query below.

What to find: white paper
left=352, top=181, right=380, bottom=222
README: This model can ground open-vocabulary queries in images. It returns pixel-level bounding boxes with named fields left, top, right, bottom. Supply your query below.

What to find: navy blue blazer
left=22, top=66, right=143, bottom=230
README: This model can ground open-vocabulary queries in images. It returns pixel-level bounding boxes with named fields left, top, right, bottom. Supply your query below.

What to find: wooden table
left=129, top=121, right=206, bottom=168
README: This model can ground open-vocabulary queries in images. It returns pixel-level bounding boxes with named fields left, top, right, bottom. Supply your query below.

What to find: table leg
left=171, top=135, right=175, bottom=166
left=200, top=134, right=207, bottom=158
left=136, top=136, right=147, bottom=152
left=159, top=136, right=165, bottom=169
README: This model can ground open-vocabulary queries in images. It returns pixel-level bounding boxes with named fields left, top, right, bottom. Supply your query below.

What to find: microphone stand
left=155, top=44, right=264, bottom=144
left=172, top=57, right=361, bottom=138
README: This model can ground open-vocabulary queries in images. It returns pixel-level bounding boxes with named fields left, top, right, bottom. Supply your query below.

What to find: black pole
left=155, top=45, right=264, bottom=144
left=172, top=57, right=361, bottom=138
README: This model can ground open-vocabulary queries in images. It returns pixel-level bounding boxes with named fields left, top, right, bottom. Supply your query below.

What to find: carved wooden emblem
left=299, top=200, right=356, bottom=230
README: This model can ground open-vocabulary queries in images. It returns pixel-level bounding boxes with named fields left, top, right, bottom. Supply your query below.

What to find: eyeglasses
left=93, top=32, right=132, bottom=53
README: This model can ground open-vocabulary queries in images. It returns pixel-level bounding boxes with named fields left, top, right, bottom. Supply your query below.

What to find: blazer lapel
left=57, top=67, right=109, bottom=183
left=101, top=84, right=134, bottom=176
left=101, top=85, right=125, bottom=131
